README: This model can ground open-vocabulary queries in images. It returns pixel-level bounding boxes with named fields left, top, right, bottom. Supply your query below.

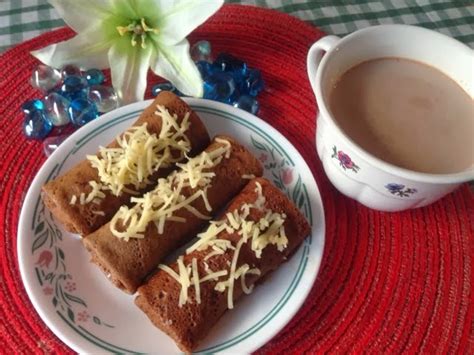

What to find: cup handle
left=307, top=35, right=341, bottom=96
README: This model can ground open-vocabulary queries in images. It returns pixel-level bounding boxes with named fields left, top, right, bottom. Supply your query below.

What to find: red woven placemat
left=1, top=4, right=473, bottom=353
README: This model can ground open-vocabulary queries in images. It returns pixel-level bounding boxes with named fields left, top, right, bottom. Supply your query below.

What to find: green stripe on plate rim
left=31, top=104, right=312, bottom=353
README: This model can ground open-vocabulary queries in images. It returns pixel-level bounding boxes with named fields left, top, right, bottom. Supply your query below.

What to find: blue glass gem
left=87, top=85, right=118, bottom=113
left=191, top=40, right=212, bottom=63
left=22, top=99, right=44, bottom=114
left=43, top=133, right=70, bottom=157
left=233, top=95, right=259, bottom=115
left=30, top=64, right=62, bottom=92
left=213, top=53, right=247, bottom=76
left=196, top=61, right=213, bottom=80
left=61, top=75, right=87, bottom=92
left=61, top=75, right=88, bottom=100
left=44, top=93, right=71, bottom=126
left=84, top=69, right=105, bottom=86
left=23, top=110, right=53, bottom=140
left=244, top=69, right=264, bottom=96
left=68, top=98, right=99, bottom=126
left=61, top=64, right=82, bottom=78
left=152, top=82, right=175, bottom=96
left=203, top=72, right=236, bottom=102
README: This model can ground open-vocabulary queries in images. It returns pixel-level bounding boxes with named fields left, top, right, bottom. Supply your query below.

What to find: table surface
left=1, top=0, right=473, bottom=53
left=1, top=1, right=473, bottom=354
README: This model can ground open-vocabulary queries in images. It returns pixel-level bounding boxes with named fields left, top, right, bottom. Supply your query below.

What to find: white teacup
left=307, top=25, right=473, bottom=212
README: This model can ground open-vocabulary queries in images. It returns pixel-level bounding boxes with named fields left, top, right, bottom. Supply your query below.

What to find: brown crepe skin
left=82, top=136, right=263, bottom=294
left=135, top=178, right=311, bottom=353
left=41, top=91, right=210, bottom=236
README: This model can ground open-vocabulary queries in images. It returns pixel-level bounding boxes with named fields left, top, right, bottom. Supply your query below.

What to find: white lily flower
left=31, top=0, right=223, bottom=104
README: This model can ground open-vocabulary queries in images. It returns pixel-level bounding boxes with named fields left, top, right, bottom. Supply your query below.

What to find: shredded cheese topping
left=160, top=181, right=288, bottom=309
left=109, top=140, right=232, bottom=240
left=87, top=105, right=191, bottom=196
left=242, top=174, right=256, bottom=179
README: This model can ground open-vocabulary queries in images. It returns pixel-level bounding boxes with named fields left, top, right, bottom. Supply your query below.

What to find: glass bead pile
left=152, top=41, right=264, bottom=115
left=22, top=63, right=118, bottom=156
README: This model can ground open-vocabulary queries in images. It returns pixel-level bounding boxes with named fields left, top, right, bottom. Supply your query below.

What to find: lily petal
left=150, top=39, right=203, bottom=97
left=31, top=27, right=112, bottom=69
left=49, top=0, right=115, bottom=33
left=108, top=37, right=153, bottom=105
left=158, top=0, right=224, bottom=45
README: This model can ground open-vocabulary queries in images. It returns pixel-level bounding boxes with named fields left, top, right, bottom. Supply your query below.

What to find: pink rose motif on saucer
left=43, top=286, right=53, bottom=295
left=36, top=250, right=53, bottom=268
left=77, top=310, right=90, bottom=322
left=281, top=168, right=293, bottom=185
left=331, top=146, right=360, bottom=173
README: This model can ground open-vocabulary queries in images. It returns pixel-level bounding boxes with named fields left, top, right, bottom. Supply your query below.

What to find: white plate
left=18, top=98, right=325, bottom=354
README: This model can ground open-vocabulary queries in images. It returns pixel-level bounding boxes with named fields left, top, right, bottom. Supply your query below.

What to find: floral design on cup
left=331, top=146, right=360, bottom=173
left=385, top=183, right=417, bottom=197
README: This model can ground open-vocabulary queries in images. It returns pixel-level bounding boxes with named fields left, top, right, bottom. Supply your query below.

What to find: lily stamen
left=116, top=18, right=159, bottom=49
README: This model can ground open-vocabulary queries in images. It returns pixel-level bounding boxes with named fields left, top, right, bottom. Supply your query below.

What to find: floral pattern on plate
left=32, top=201, right=114, bottom=328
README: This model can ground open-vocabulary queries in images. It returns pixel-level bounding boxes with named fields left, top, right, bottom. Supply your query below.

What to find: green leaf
left=298, top=194, right=305, bottom=209
left=32, top=230, right=49, bottom=253
left=274, top=180, right=283, bottom=190
left=65, top=292, right=87, bottom=307
left=250, top=136, right=266, bottom=151
left=93, top=316, right=101, bottom=325
left=35, top=221, right=45, bottom=235
left=55, top=228, right=63, bottom=241
left=67, top=307, right=75, bottom=323
left=292, top=176, right=302, bottom=204
left=58, top=248, right=65, bottom=260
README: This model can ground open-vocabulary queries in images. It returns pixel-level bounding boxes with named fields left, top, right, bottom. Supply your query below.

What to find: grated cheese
left=242, top=174, right=256, bottom=179
left=109, top=140, right=232, bottom=240
left=86, top=105, right=191, bottom=198
left=191, top=258, right=201, bottom=304
left=163, top=181, right=290, bottom=309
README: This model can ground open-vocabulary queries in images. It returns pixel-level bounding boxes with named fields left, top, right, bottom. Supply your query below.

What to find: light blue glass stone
left=30, top=64, right=62, bottom=92
left=85, top=69, right=105, bottom=86
left=191, top=40, right=212, bottom=62
left=21, top=99, right=44, bottom=114
left=203, top=72, right=236, bottom=102
left=87, top=85, right=119, bottom=113
left=233, top=95, right=259, bottom=115
left=43, top=133, right=70, bottom=157
left=68, top=98, right=99, bottom=126
left=60, top=75, right=88, bottom=100
left=44, top=93, right=71, bottom=126
left=152, top=82, right=175, bottom=96
left=23, top=110, right=53, bottom=140
left=61, top=64, right=82, bottom=78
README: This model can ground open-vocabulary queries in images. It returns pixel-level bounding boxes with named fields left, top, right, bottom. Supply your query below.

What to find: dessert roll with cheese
left=42, top=91, right=209, bottom=235
left=135, top=177, right=311, bottom=353
left=83, top=136, right=263, bottom=294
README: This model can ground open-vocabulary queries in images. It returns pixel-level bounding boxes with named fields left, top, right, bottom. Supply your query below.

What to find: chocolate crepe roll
left=135, top=177, right=311, bottom=352
left=42, top=91, right=210, bottom=235
left=83, top=136, right=263, bottom=294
